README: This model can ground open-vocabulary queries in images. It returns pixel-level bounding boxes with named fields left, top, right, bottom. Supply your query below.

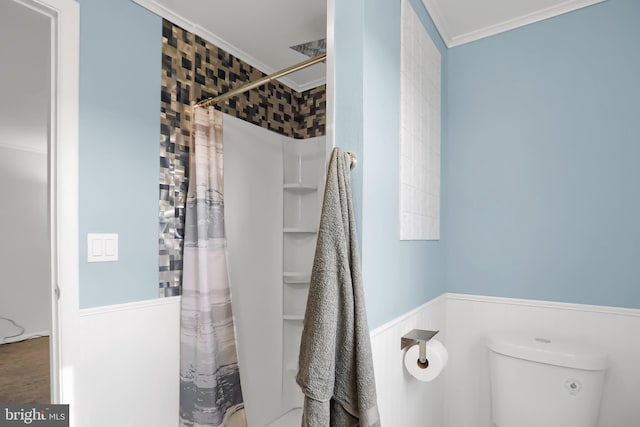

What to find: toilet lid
left=487, top=331, right=608, bottom=371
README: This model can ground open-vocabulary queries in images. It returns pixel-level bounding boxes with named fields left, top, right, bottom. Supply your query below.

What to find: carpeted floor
left=0, top=336, right=50, bottom=403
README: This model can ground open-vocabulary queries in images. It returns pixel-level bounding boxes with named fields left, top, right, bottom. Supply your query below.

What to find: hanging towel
left=296, top=148, right=380, bottom=427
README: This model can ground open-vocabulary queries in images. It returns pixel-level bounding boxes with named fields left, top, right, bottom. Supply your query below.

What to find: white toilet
left=487, top=331, right=608, bottom=427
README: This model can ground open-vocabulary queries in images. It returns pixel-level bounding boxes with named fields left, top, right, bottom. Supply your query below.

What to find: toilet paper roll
left=404, top=339, right=448, bottom=382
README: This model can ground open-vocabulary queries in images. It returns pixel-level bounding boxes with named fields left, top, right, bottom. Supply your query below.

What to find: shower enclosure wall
left=224, top=114, right=329, bottom=426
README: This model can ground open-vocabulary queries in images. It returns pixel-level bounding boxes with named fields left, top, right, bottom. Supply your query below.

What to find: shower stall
left=224, top=114, right=330, bottom=426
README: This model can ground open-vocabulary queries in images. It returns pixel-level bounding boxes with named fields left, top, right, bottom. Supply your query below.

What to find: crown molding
left=296, top=76, right=327, bottom=92
left=422, top=0, right=605, bottom=48
left=419, top=0, right=454, bottom=48
left=133, top=0, right=322, bottom=92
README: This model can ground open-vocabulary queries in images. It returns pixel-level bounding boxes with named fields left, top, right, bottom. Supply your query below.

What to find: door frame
left=12, top=0, right=80, bottom=404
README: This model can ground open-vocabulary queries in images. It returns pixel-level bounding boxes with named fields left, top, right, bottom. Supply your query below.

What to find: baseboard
left=1, top=330, right=50, bottom=345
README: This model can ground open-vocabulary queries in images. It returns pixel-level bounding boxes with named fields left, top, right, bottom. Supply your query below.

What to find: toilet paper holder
left=401, top=329, right=439, bottom=364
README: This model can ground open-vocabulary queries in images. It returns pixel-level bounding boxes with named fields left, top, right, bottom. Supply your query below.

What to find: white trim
left=445, top=292, right=640, bottom=318
left=422, top=0, right=605, bottom=48
left=297, top=76, right=328, bottom=93
left=326, top=0, right=335, bottom=150
left=368, top=292, right=640, bottom=341
left=370, top=293, right=447, bottom=337
left=52, top=0, right=80, bottom=409
left=132, top=0, right=325, bottom=93
left=79, top=295, right=181, bottom=317
left=0, top=142, right=47, bottom=155
left=43, top=0, right=79, bottom=408
left=9, top=0, right=79, bottom=408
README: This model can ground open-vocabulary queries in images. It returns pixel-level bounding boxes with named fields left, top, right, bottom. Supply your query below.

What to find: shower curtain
left=180, top=106, right=246, bottom=427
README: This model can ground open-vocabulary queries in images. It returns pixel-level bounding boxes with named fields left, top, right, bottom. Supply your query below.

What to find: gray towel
left=296, top=148, right=380, bottom=427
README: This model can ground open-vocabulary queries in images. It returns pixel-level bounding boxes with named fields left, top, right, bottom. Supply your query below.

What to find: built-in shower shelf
left=281, top=138, right=326, bottom=416
left=283, top=183, right=317, bottom=193
left=283, top=272, right=311, bottom=284
left=283, top=228, right=317, bottom=234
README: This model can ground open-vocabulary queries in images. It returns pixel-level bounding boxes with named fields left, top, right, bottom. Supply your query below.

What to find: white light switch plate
left=87, top=233, right=118, bottom=262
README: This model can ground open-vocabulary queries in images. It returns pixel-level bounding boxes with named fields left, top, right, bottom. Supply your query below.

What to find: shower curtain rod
left=195, top=53, right=327, bottom=109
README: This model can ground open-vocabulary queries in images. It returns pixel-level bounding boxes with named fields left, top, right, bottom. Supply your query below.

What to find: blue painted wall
left=335, top=0, right=448, bottom=328
left=74, top=0, right=449, bottom=318
left=446, top=0, right=640, bottom=308
left=77, top=0, right=161, bottom=307
left=334, top=0, right=365, bottom=245
left=73, top=0, right=638, bottom=318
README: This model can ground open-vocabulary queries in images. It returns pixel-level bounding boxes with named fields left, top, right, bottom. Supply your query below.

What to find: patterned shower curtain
left=180, top=106, right=246, bottom=427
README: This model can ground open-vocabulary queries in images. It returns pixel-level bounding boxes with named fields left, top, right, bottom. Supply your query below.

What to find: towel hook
left=346, top=151, right=356, bottom=170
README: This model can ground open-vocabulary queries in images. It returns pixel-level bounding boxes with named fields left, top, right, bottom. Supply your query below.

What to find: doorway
left=0, top=0, right=52, bottom=404
left=0, top=0, right=79, bottom=406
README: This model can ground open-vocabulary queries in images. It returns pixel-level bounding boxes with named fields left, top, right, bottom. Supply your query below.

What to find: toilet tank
left=487, top=331, right=608, bottom=427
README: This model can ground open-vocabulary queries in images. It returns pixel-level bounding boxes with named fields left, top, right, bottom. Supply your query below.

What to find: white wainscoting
left=444, top=293, right=640, bottom=427
left=68, top=293, right=447, bottom=427
left=67, top=293, right=447, bottom=427
left=63, top=291, right=640, bottom=427
left=370, top=294, right=447, bottom=426
left=71, top=297, right=181, bottom=427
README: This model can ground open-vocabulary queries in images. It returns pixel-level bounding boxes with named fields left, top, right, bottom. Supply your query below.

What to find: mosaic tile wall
left=159, top=19, right=327, bottom=296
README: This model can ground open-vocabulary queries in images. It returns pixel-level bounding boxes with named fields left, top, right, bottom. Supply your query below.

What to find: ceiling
left=422, top=0, right=606, bottom=47
left=134, top=0, right=327, bottom=92
left=137, top=0, right=606, bottom=90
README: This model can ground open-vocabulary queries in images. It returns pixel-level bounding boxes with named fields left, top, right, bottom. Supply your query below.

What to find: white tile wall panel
left=400, top=0, right=442, bottom=240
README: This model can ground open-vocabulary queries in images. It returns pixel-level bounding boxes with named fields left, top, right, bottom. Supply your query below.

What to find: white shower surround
left=224, top=115, right=286, bottom=425
left=224, top=115, right=328, bottom=425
